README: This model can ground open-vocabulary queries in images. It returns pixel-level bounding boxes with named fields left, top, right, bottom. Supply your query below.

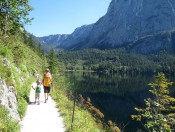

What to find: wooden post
left=70, top=92, right=76, bottom=131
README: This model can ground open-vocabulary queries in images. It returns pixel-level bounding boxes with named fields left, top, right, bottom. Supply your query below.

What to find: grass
left=0, top=105, right=20, bottom=132
left=16, top=77, right=36, bottom=118
left=51, top=74, right=104, bottom=132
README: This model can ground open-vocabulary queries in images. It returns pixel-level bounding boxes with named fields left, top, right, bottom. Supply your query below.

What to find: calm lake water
left=63, top=71, right=175, bottom=132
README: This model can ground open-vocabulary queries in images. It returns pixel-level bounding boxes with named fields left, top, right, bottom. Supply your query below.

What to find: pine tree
left=47, top=48, right=59, bottom=74
left=132, top=72, right=175, bottom=132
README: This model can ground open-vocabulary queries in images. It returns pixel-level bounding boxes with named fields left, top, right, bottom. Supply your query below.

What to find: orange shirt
left=43, top=72, right=52, bottom=86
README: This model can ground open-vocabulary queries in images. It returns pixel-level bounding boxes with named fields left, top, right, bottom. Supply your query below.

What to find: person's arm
left=32, top=85, right=35, bottom=90
left=49, top=73, right=52, bottom=85
left=51, top=76, right=52, bottom=83
left=42, top=79, right=44, bottom=85
left=42, top=74, right=45, bottom=85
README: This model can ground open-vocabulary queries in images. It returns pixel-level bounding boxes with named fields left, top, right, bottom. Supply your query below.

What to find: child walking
left=32, top=79, right=42, bottom=105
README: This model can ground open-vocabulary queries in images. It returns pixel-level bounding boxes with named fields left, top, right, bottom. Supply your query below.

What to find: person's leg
left=47, top=87, right=51, bottom=100
left=44, top=93, right=46, bottom=102
left=35, top=94, right=37, bottom=104
left=44, top=86, right=50, bottom=102
left=44, top=86, right=47, bottom=103
left=46, top=93, right=48, bottom=100
left=38, top=94, right=40, bottom=105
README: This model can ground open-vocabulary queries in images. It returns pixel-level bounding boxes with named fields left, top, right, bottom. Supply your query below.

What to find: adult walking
left=42, top=68, right=52, bottom=103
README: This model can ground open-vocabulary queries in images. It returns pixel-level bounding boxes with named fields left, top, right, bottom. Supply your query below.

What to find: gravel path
left=21, top=83, right=65, bottom=132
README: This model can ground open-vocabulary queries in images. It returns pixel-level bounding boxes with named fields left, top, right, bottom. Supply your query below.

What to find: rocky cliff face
left=0, top=58, right=20, bottom=121
left=38, top=0, right=175, bottom=54
left=86, top=0, right=175, bottom=46
left=67, top=0, right=175, bottom=52
left=0, top=79, right=20, bottom=121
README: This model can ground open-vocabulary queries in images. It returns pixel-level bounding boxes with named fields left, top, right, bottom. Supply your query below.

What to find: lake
left=63, top=71, right=175, bottom=132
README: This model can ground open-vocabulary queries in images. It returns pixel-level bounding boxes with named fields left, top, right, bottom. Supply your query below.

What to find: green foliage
left=0, top=64, right=11, bottom=80
left=0, top=105, right=20, bottom=132
left=12, top=44, right=26, bottom=65
left=0, top=43, right=10, bottom=57
left=51, top=74, right=103, bottom=132
left=17, top=97, right=28, bottom=119
left=47, top=48, right=60, bottom=74
left=16, top=77, right=35, bottom=118
left=0, top=43, right=14, bottom=60
left=0, top=0, right=33, bottom=36
left=132, top=72, right=175, bottom=132
left=23, top=34, right=45, bottom=56
left=57, top=49, right=175, bottom=74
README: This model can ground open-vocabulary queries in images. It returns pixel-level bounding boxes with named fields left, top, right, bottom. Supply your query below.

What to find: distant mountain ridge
left=58, top=24, right=94, bottom=50
left=37, top=34, right=69, bottom=50
left=38, top=0, right=175, bottom=54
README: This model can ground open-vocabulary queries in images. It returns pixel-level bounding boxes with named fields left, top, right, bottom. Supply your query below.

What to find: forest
left=57, top=48, right=175, bottom=74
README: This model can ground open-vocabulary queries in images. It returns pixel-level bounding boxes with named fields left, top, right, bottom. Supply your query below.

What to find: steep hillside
left=0, top=32, right=45, bottom=131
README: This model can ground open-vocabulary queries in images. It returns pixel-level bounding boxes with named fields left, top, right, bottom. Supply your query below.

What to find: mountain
left=38, top=0, right=175, bottom=54
left=37, top=34, right=69, bottom=50
left=37, top=24, right=93, bottom=51
left=64, top=0, right=175, bottom=53
left=58, top=24, right=94, bottom=49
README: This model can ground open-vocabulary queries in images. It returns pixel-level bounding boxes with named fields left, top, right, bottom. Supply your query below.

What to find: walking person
left=42, top=68, right=52, bottom=103
left=32, top=79, right=42, bottom=105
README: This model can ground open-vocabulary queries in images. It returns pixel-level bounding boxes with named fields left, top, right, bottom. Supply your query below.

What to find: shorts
left=35, top=93, right=40, bottom=99
left=44, top=86, right=51, bottom=93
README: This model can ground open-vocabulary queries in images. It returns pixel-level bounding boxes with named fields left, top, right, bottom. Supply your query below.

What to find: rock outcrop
left=0, top=79, right=20, bottom=121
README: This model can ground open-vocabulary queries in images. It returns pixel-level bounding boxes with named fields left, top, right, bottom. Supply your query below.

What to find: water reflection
left=63, top=72, right=175, bottom=131
left=64, top=72, right=152, bottom=95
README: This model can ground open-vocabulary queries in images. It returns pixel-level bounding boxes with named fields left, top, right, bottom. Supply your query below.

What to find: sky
left=25, top=0, right=111, bottom=37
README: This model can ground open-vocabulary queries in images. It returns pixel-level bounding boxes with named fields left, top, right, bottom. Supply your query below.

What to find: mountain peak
left=38, top=0, right=175, bottom=54
left=66, top=0, right=175, bottom=52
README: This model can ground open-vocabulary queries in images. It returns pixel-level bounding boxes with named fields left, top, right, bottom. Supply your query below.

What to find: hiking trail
left=21, top=82, right=65, bottom=132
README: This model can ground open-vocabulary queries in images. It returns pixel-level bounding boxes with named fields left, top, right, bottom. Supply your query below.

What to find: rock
left=0, top=78, right=20, bottom=121
left=33, top=70, right=40, bottom=78
left=2, top=57, right=10, bottom=68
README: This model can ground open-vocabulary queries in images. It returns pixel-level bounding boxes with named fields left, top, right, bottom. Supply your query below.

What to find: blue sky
left=25, top=0, right=111, bottom=37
